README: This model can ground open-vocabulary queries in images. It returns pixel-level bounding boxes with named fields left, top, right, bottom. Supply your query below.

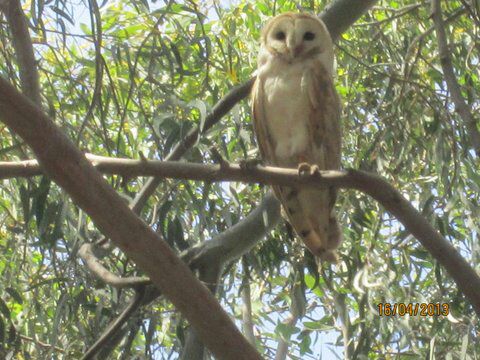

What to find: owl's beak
left=287, top=45, right=304, bottom=58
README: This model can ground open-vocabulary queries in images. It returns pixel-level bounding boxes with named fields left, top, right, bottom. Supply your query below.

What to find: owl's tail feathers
left=301, top=218, right=341, bottom=263
left=276, top=186, right=342, bottom=263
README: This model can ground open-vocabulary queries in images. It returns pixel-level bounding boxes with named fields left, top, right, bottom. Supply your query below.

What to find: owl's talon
left=310, top=165, right=321, bottom=176
left=298, top=162, right=312, bottom=177
left=240, top=158, right=263, bottom=170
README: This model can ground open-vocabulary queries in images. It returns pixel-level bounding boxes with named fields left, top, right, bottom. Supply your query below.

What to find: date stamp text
left=377, top=303, right=449, bottom=316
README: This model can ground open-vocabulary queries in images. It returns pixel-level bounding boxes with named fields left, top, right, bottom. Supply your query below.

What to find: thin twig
left=0, top=0, right=41, bottom=106
left=18, top=334, right=66, bottom=353
left=78, top=243, right=151, bottom=287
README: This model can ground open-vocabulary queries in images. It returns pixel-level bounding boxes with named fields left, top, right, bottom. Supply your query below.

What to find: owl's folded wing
left=308, top=60, right=342, bottom=170
left=251, top=77, right=276, bottom=163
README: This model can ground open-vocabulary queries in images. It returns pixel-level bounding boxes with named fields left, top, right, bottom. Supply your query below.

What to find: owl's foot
left=239, top=158, right=263, bottom=170
left=298, top=162, right=311, bottom=177
left=310, top=164, right=321, bottom=175
left=298, top=162, right=320, bottom=177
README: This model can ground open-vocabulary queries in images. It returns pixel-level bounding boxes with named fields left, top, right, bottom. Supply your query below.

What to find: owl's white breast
left=259, top=58, right=313, bottom=165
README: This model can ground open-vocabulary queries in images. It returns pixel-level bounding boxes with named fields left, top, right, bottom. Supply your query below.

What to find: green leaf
left=303, top=317, right=334, bottom=331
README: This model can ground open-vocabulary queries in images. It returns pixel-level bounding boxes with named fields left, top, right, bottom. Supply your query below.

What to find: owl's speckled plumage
left=251, top=12, right=342, bottom=262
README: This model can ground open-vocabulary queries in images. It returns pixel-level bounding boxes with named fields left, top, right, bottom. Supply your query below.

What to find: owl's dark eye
left=303, top=31, right=315, bottom=41
left=275, top=31, right=286, bottom=40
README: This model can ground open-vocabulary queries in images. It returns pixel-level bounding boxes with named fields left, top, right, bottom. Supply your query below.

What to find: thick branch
left=320, top=0, right=379, bottom=40
left=0, top=77, right=262, bottom=360
left=431, top=0, right=480, bottom=156
left=0, top=0, right=41, bottom=106
left=80, top=194, right=279, bottom=358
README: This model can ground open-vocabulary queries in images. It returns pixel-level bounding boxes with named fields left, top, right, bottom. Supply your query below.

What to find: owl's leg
left=310, top=164, right=320, bottom=175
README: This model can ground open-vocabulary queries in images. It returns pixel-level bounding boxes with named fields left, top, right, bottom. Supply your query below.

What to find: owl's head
left=261, top=12, right=332, bottom=63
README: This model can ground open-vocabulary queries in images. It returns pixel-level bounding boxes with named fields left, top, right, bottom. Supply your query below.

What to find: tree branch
left=320, top=0, right=379, bottom=40
left=79, top=192, right=279, bottom=358
left=18, top=334, right=65, bottom=353
left=0, top=0, right=41, bottom=106
left=431, top=0, right=480, bottom=156
left=182, top=191, right=280, bottom=268
left=0, top=76, right=262, bottom=360
left=105, top=161, right=480, bottom=315
left=78, top=243, right=150, bottom=287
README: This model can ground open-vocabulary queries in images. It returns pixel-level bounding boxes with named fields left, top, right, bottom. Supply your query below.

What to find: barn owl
left=251, top=12, right=342, bottom=262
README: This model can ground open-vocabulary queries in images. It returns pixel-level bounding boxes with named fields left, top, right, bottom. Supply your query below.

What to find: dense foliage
left=0, top=0, right=479, bottom=358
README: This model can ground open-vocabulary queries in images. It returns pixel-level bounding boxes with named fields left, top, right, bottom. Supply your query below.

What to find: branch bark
left=320, top=0, right=379, bottom=40
left=0, top=77, right=262, bottom=360
left=0, top=0, right=41, bottom=106
left=431, top=0, right=480, bottom=156
left=182, top=191, right=280, bottom=268
left=78, top=243, right=150, bottom=287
